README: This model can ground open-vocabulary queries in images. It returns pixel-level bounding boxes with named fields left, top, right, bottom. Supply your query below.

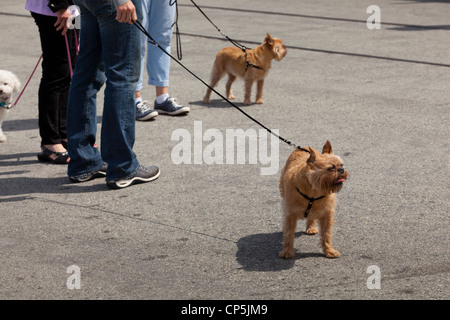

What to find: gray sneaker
left=154, top=97, right=190, bottom=115
left=106, top=165, right=160, bottom=189
left=136, top=100, right=158, bottom=121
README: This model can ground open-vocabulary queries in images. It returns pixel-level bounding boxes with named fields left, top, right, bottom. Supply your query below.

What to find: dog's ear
left=265, top=33, right=274, bottom=46
left=307, top=148, right=316, bottom=164
left=322, top=140, right=333, bottom=154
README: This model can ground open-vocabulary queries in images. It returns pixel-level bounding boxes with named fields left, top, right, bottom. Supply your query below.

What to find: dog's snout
left=338, top=168, right=344, bottom=174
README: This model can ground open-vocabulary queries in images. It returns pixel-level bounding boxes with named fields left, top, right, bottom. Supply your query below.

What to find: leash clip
left=0, top=102, right=14, bottom=109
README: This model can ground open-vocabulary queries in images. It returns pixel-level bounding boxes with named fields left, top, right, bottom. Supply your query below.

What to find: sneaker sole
left=155, top=107, right=190, bottom=116
left=69, top=170, right=106, bottom=183
left=106, top=169, right=160, bottom=189
left=136, top=111, right=158, bottom=121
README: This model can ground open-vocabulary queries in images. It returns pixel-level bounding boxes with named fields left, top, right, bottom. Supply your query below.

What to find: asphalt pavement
left=0, top=0, right=448, bottom=303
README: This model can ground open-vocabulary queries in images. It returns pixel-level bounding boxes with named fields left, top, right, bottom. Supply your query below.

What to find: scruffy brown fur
left=203, top=33, right=287, bottom=105
left=279, top=141, right=349, bottom=259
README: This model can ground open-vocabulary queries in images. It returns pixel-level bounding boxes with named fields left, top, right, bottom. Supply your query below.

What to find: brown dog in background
left=279, top=141, right=349, bottom=259
left=203, top=33, right=287, bottom=105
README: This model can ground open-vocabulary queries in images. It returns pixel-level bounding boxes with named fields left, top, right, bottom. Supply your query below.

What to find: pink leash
left=64, top=28, right=79, bottom=78
left=64, top=33, right=73, bottom=78
left=65, top=28, right=79, bottom=78
left=13, top=53, right=43, bottom=107
left=14, top=29, right=78, bottom=107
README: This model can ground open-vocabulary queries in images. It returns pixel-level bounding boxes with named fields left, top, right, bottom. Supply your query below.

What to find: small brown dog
left=279, top=141, right=349, bottom=259
left=203, top=33, right=287, bottom=105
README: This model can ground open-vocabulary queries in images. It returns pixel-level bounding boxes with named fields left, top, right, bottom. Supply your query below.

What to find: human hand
left=115, top=1, right=137, bottom=24
left=54, top=9, right=72, bottom=35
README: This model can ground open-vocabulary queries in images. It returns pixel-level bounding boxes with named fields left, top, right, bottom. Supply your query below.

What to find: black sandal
left=37, top=146, right=70, bottom=164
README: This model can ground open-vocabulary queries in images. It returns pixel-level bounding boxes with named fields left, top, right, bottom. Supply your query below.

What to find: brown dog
left=203, top=33, right=287, bottom=105
left=279, top=141, right=349, bottom=259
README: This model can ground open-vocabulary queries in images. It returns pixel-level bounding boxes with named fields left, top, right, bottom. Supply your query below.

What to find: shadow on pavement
left=0, top=175, right=108, bottom=198
left=236, top=231, right=324, bottom=271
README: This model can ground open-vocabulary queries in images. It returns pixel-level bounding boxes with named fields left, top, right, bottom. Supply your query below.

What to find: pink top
left=25, top=0, right=56, bottom=17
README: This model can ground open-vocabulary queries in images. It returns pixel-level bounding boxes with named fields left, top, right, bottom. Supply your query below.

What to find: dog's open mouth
left=335, top=178, right=345, bottom=185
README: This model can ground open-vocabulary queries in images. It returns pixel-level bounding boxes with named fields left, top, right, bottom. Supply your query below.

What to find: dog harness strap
left=242, top=48, right=264, bottom=72
left=295, top=145, right=311, bottom=153
left=296, top=187, right=325, bottom=217
left=246, top=61, right=264, bottom=71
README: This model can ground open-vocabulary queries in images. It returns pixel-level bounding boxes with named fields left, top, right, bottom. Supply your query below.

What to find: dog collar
left=296, top=187, right=325, bottom=218
left=0, top=102, right=13, bottom=109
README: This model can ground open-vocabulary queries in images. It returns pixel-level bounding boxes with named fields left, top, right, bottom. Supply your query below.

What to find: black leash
left=189, top=0, right=263, bottom=71
left=133, top=20, right=309, bottom=153
left=169, top=0, right=182, bottom=60
left=189, top=0, right=247, bottom=50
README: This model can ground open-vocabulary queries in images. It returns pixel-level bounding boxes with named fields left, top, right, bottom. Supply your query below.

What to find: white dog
left=0, top=70, right=21, bottom=142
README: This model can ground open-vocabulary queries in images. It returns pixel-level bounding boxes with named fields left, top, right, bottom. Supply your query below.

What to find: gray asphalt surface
left=0, top=0, right=448, bottom=302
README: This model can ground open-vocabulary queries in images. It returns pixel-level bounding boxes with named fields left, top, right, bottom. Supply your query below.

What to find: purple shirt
left=25, top=0, right=57, bottom=17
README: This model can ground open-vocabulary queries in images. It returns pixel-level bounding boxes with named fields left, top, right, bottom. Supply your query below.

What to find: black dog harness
left=296, top=187, right=325, bottom=218
left=242, top=48, right=264, bottom=72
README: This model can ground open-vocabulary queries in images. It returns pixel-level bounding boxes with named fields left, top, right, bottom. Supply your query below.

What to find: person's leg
left=69, top=0, right=159, bottom=187
left=67, top=0, right=105, bottom=178
left=97, top=0, right=142, bottom=181
left=31, top=12, right=71, bottom=153
left=155, top=86, right=169, bottom=101
left=146, top=0, right=174, bottom=89
left=147, top=1, right=188, bottom=115
left=59, top=27, right=79, bottom=145
left=135, top=0, right=150, bottom=98
left=134, top=0, right=158, bottom=121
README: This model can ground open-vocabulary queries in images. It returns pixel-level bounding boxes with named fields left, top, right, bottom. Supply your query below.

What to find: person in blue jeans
left=134, top=0, right=189, bottom=121
left=67, top=0, right=160, bottom=189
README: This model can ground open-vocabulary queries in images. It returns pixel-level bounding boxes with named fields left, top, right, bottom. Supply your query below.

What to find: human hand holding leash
left=54, top=9, right=72, bottom=35
left=116, top=0, right=137, bottom=24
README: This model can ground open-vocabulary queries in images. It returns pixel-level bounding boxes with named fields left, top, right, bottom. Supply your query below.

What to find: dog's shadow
left=235, top=232, right=323, bottom=272
left=190, top=99, right=254, bottom=109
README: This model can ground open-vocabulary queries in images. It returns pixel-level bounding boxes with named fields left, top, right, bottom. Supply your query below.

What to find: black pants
left=31, top=12, right=78, bottom=146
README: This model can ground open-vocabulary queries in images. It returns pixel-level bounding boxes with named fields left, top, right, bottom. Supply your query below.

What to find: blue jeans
left=67, top=0, right=142, bottom=181
left=136, top=0, right=175, bottom=90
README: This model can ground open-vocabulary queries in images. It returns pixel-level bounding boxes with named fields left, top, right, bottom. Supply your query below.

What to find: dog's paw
left=228, top=94, right=235, bottom=100
left=305, top=227, right=319, bottom=235
left=256, top=98, right=264, bottom=104
left=203, top=96, right=210, bottom=104
left=279, top=249, right=295, bottom=259
left=324, top=249, right=340, bottom=258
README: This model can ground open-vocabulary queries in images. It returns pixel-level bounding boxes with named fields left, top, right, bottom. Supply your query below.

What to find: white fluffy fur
left=0, top=70, right=21, bottom=142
